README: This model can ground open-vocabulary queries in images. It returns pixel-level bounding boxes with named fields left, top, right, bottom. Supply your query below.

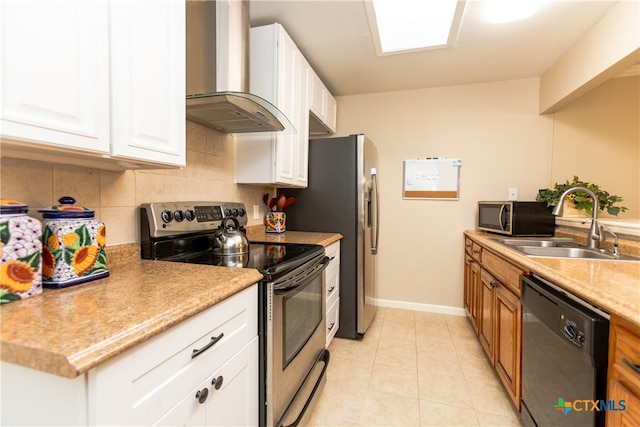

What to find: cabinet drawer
left=610, top=317, right=640, bottom=391
left=90, top=285, right=257, bottom=425
left=153, top=337, right=259, bottom=427
left=326, top=297, right=339, bottom=347
left=325, top=242, right=340, bottom=279
left=132, top=286, right=257, bottom=424
left=326, top=274, right=339, bottom=308
left=465, top=237, right=482, bottom=261
left=482, top=250, right=523, bottom=296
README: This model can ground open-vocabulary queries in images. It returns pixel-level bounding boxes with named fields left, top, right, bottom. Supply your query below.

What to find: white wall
left=335, top=78, right=551, bottom=310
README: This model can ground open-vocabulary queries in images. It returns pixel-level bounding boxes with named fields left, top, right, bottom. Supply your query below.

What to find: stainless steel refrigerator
left=281, top=134, right=380, bottom=339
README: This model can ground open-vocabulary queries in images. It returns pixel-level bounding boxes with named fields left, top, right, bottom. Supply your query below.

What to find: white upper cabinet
left=0, top=0, right=186, bottom=169
left=0, top=1, right=111, bottom=155
left=235, top=24, right=309, bottom=187
left=309, top=70, right=337, bottom=135
left=109, top=1, right=186, bottom=167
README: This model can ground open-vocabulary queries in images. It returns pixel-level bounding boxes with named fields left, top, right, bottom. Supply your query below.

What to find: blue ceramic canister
left=39, top=197, right=108, bottom=288
left=0, top=200, right=43, bottom=304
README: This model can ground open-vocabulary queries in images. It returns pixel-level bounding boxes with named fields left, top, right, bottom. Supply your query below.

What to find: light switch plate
left=508, top=188, right=518, bottom=201
left=253, top=205, right=260, bottom=220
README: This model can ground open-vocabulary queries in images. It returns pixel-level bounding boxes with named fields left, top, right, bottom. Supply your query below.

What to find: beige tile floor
left=308, top=307, right=524, bottom=427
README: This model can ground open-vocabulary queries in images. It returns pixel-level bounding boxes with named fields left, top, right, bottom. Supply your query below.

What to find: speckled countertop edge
left=245, top=225, right=343, bottom=247
left=0, top=231, right=342, bottom=378
left=465, top=230, right=640, bottom=327
left=0, top=259, right=263, bottom=378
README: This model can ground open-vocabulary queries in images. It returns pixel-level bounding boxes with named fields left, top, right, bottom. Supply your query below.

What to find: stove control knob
left=161, top=210, right=173, bottom=223
left=232, top=208, right=239, bottom=216
left=238, top=208, right=246, bottom=217
left=185, top=209, right=195, bottom=221
left=174, top=210, right=185, bottom=222
left=224, top=208, right=232, bottom=216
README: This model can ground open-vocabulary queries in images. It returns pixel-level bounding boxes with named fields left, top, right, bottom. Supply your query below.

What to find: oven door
left=266, top=255, right=330, bottom=427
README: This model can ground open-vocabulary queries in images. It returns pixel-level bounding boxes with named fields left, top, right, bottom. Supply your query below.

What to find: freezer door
left=358, top=135, right=378, bottom=334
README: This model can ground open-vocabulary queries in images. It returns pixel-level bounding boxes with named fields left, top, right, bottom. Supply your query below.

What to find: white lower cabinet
left=0, top=285, right=258, bottom=426
left=325, top=241, right=341, bottom=346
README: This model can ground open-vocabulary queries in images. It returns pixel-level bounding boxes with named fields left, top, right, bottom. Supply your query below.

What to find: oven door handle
left=273, top=256, right=331, bottom=294
left=279, top=349, right=330, bottom=427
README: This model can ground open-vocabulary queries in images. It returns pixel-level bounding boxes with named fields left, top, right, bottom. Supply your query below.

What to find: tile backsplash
left=0, top=122, right=273, bottom=245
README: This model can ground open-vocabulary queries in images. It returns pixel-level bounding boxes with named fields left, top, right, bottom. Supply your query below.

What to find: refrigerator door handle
left=371, top=167, right=380, bottom=255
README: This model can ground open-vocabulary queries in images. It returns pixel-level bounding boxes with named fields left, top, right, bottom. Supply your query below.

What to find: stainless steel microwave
left=477, top=201, right=555, bottom=236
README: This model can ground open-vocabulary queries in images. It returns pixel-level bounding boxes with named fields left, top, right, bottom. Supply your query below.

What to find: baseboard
left=374, top=298, right=466, bottom=316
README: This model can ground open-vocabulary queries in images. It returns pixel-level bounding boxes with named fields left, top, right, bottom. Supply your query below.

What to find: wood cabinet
left=0, top=285, right=258, bottom=426
left=462, top=233, right=526, bottom=411
left=0, top=0, right=186, bottom=170
left=463, top=237, right=481, bottom=332
left=325, top=241, right=341, bottom=347
left=494, top=283, right=522, bottom=406
left=478, top=269, right=497, bottom=364
left=607, top=314, right=640, bottom=426
left=309, top=71, right=337, bottom=135
left=235, top=23, right=309, bottom=187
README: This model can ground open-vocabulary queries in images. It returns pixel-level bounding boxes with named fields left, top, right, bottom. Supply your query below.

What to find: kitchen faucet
left=551, top=186, right=602, bottom=249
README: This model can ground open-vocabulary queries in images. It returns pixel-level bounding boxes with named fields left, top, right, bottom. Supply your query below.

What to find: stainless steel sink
left=495, top=238, right=640, bottom=261
left=497, top=238, right=576, bottom=248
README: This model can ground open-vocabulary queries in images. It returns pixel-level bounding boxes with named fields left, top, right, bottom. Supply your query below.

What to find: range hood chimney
left=186, top=0, right=291, bottom=133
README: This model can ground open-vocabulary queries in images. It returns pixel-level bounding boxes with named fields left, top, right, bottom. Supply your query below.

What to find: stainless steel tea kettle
left=212, top=216, right=249, bottom=255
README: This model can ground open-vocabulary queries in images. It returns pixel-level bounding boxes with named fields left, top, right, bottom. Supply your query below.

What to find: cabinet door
left=325, top=93, right=337, bottom=133
left=495, top=284, right=522, bottom=410
left=1, top=1, right=110, bottom=154
left=463, top=253, right=479, bottom=333
left=294, top=58, right=310, bottom=187
left=205, top=337, right=259, bottom=426
left=478, top=269, right=496, bottom=363
left=607, top=379, right=640, bottom=427
left=109, top=0, right=186, bottom=167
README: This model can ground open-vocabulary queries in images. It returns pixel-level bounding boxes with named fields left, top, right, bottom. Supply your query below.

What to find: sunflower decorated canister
left=39, top=197, right=108, bottom=288
left=0, top=200, right=43, bottom=304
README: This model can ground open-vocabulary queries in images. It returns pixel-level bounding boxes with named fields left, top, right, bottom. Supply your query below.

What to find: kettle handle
left=223, top=216, right=240, bottom=230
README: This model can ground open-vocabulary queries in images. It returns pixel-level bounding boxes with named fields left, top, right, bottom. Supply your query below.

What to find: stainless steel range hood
left=186, top=0, right=291, bottom=133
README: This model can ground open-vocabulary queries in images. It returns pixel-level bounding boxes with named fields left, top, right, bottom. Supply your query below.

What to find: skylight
left=364, top=0, right=466, bottom=56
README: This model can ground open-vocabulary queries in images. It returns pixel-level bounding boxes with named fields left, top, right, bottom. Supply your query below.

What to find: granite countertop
left=245, top=225, right=343, bottom=247
left=465, top=230, right=640, bottom=327
left=0, top=230, right=342, bottom=379
left=0, top=252, right=262, bottom=378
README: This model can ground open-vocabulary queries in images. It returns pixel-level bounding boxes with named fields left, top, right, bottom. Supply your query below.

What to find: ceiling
left=249, top=0, right=621, bottom=96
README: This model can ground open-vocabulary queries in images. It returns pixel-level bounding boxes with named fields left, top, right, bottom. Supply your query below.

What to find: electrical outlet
left=508, top=188, right=518, bottom=201
left=253, top=205, right=260, bottom=220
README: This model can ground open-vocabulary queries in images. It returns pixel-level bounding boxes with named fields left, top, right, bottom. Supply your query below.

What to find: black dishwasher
left=521, top=275, right=609, bottom=427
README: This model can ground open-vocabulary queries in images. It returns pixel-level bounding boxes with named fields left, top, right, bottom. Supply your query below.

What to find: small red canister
left=39, top=197, right=108, bottom=288
left=0, top=200, right=43, bottom=303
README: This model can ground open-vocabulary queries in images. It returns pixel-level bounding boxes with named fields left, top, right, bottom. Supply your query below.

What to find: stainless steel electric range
left=140, top=201, right=330, bottom=427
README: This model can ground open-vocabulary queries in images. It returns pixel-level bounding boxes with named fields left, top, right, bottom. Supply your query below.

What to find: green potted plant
left=537, top=176, right=627, bottom=216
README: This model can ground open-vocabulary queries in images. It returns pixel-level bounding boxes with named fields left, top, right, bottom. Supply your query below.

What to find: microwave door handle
left=498, top=204, right=507, bottom=231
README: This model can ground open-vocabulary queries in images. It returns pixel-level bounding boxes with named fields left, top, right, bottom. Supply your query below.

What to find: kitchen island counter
left=465, top=230, right=640, bottom=327
left=0, top=245, right=263, bottom=379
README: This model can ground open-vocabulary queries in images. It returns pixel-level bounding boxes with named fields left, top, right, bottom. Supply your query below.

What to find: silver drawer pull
left=192, top=332, right=224, bottom=359
left=327, top=321, right=335, bottom=331
left=327, top=286, right=336, bottom=294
